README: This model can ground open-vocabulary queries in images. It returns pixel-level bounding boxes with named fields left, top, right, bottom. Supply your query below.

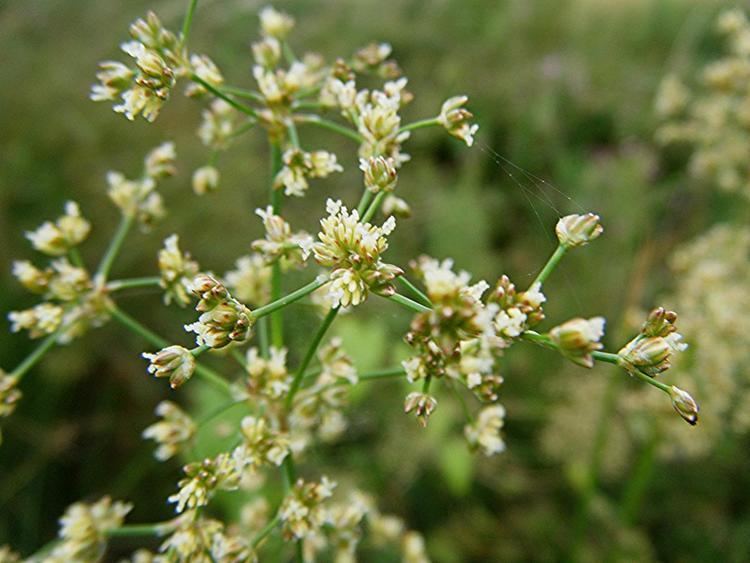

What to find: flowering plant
left=1, top=3, right=700, bottom=561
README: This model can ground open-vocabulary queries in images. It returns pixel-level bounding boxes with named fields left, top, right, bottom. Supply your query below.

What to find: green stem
left=422, top=375, right=432, bottom=393
left=221, top=85, right=265, bottom=103
left=284, top=306, right=340, bottom=411
left=282, top=40, right=297, bottom=64
left=397, top=276, right=432, bottom=307
left=618, top=422, right=659, bottom=524
left=189, top=73, right=258, bottom=118
left=68, top=247, right=85, bottom=269
left=398, top=117, right=440, bottom=135
left=531, top=244, right=567, bottom=288
left=96, top=215, right=134, bottom=282
left=107, top=276, right=162, bottom=291
left=269, top=141, right=284, bottom=349
left=286, top=120, right=301, bottom=149
left=106, top=521, right=176, bottom=538
left=251, top=513, right=281, bottom=548
left=294, top=114, right=364, bottom=143
left=356, top=190, right=374, bottom=216
left=253, top=277, right=328, bottom=319
left=107, top=305, right=232, bottom=395
left=10, top=331, right=60, bottom=381
left=360, top=366, right=406, bottom=381
left=257, top=317, right=270, bottom=358
left=386, top=293, right=431, bottom=314
left=180, top=0, right=200, bottom=44
left=196, top=399, right=246, bottom=428
left=361, top=191, right=386, bottom=223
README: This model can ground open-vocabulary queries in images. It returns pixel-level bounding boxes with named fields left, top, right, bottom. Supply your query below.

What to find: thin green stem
left=397, top=276, right=432, bottom=307
left=181, top=0, right=200, bottom=44
left=10, top=331, right=60, bottom=381
left=618, top=422, right=659, bottom=524
left=269, top=141, right=284, bottom=349
left=107, top=276, right=162, bottom=291
left=294, top=114, right=364, bottom=143
left=398, top=117, right=440, bottom=135
left=253, top=277, right=328, bottom=320
left=196, top=399, right=246, bottom=428
left=284, top=306, right=340, bottom=411
left=106, top=521, right=176, bottom=538
left=228, top=119, right=258, bottom=140
left=286, top=119, right=301, bottom=149
left=257, top=317, right=270, bottom=358
left=361, top=191, right=386, bottom=223
left=68, top=247, right=85, bottom=269
left=531, top=243, right=567, bottom=288
left=251, top=513, right=281, bottom=548
left=221, top=85, right=265, bottom=103
left=386, top=293, right=431, bottom=314
left=356, top=190, right=374, bottom=216
left=422, top=375, right=432, bottom=393
left=108, top=305, right=232, bottom=395
left=282, top=40, right=297, bottom=64
left=360, top=366, right=406, bottom=380
left=96, top=215, right=134, bottom=282
left=190, top=73, right=258, bottom=118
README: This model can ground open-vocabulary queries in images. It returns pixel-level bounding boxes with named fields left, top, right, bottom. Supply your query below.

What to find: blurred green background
left=2, top=0, right=749, bottom=561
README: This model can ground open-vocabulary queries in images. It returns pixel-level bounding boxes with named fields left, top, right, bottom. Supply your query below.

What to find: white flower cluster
left=242, top=346, right=292, bottom=400
left=252, top=206, right=313, bottom=269
left=312, top=199, right=401, bottom=307
left=223, top=254, right=272, bottom=307
left=142, top=400, right=196, bottom=461
left=274, top=147, right=343, bottom=197
left=25, top=201, right=90, bottom=257
left=158, top=234, right=200, bottom=306
left=279, top=476, right=336, bottom=540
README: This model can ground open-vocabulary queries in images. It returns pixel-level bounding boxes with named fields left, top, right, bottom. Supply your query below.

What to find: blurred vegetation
left=1, top=0, right=748, bottom=561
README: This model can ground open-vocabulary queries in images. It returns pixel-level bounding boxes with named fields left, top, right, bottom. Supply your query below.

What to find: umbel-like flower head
left=555, top=213, right=603, bottom=248
left=158, top=234, right=200, bottom=306
left=437, top=95, right=479, bottom=146
left=142, top=345, right=196, bottom=389
left=279, top=476, right=336, bottom=540
left=618, top=308, right=687, bottom=377
left=142, top=400, right=196, bottom=460
left=169, top=453, right=241, bottom=513
left=312, top=199, right=402, bottom=307
left=25, top=201, right=91, bottom=256
left=549, top=316, right=606, bottom=368
left=184, top=275, right=254, bottom=348
left=464, top=404, right=506, bottom=456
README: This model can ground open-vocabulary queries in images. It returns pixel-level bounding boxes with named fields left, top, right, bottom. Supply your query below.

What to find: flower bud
left=189, top=302, right=253, bottom=348
left=640, top=307, right=678, bottom=337
left=252, top=37, right=282, bottom=68
left=143, top=345, right=196, bottom=389
left=360, top=156, right=398, bottom=193
left=192, top=165, right=220, bottom=195
left=437, top=95, right=479, bottom=146
left=618, top=336, right=672, bottom=377
left=0, top=371, right=22, bottom=419
left=555, top=213, right=603, bottom=248
left=190, top=274, right=229, bottom=311
left=259, top=6, right=294, bottom=39
left=669, top=385, right=699, bottom=425
left=382, top=195, right=411, bottom=218
left=549, top=316, right=605, bottom=368
left=404, top=392, right=437, bottom=427
left=144, top=142, right=177, bottom=179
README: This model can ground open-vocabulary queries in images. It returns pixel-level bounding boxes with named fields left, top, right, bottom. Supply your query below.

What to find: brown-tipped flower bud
left=360, top=156, right=398, bottom=193
left=669, top=385, right=699, bottom=425
left=640, top=307, right=678, bottom=337
left=404, top=392, right=438, bottom=427
left=187, top=301, right=253, bottom=349
left=618, top=336, right=672, bottom=377
left=555, top=213, right=603, bottom=248
left=190, top=274, right=229, bottom=311
left=549, top=316, right=605, bottom=368
left=437, top=95, right=479, bottom=147
left=142, top=345, right=196, bottom=389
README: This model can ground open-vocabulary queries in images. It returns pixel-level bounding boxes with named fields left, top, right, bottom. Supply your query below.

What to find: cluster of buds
left=437, top=95, right=479, bottom=147
left=279, top=476, right=336, bottom=540
left=312, top=199, right=402, bottom=307
left=351, top=42, right=401, bottom=78
left=555, top=213, right=604, bottom=248
left=252, top=206, right=312, bottom=269
left=191, top=165, right=220, bottom=195
left=184, top=53, right=224, bottom=98
left=158, top=234, right=200, bottom=306
left=107, top=142, right=177, bottom=227
left=360, top=155, right=398, bottom=193
left=404, top=392, right=438, bottom=427
left=24, top=201, right=90, bottom=257
left=142, top=401, right=196, bottom=461
left=223, top=254, right=272, bottom=307
left=48, top=497, right=132, bottom=562
left=403, top=258, right=503, bottom=399
left=488, top=275, right=546, bottom=339
left=549, top=316, right=606, bottom=368
left=185, top=274, right=254, bottom=349
left=90, top=12, right=186, bottom=121
left=464, top=405, right=506, bottom=456
left=273, top=148, right=343, bottom=197
left=142, top=345, right=196, bottom=389
left=169, top=453, right=241, bottom=513
left=234, top=415, right=290, bottom=471
left=198, top=100, right=242, bottom=151
left=259, top=6, right=295, bottom=40
left=617, top=308, right=687, bottom=377
left=241, top=346, right=292, bottom=401
left=0, top=372, right=22, bottom=445
left=157, top=514, right=255, bottom=562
